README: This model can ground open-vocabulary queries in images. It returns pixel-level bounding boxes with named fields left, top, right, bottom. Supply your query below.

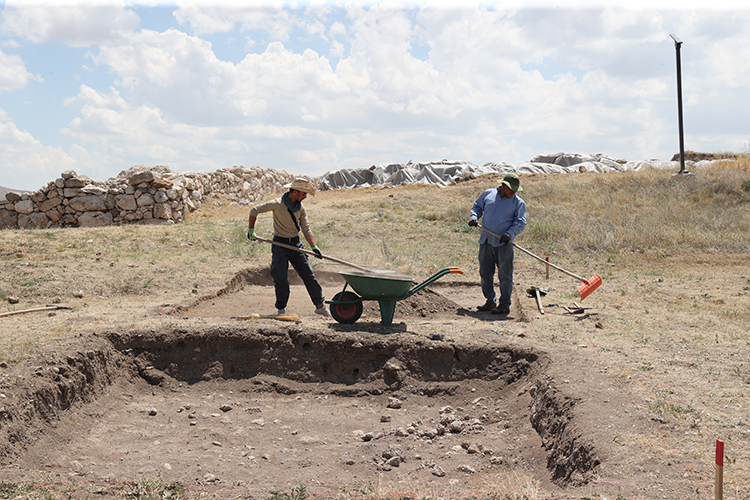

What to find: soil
left=1, top=260, right=736, bottom=500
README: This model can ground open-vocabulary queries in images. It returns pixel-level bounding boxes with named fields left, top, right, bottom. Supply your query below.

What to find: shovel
left=254, top=235, right=392, bottom=274
left=476, top=225, right=602, bottom=300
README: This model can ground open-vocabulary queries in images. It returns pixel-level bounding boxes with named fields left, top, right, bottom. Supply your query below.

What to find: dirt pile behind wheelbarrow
left=169, top=267, right=465, bottom=321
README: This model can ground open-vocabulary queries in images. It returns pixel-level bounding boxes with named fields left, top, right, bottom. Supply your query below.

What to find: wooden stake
left=715, top=439, right=724, bottom=500
left=0, top=305, right=71, bottom=318
left=545, top=256, right=549, bottom=280
left=534, top=289, right=544, bottom=314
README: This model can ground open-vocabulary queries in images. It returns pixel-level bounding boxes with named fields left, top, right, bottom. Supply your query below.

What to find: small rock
left=456, top=464, right=476, bottom=474
left=7, top=296, right=19, bottom=304
left=203, top=473, right=218, bottom=483
left=387, top=397, right=402, bottom=409
left=432, top=464, right=446, bottom=477
left=148, top=408, right=158, bottom=416
left=212, top=441, right=222, bottom=447
left=490, top=456, right=503, bottom=465
left=219, top=404, right=232, bottom=412
left=467, top=443, right=482, bottom=454
left=380, top=415, right=391, bottom=422
left=448, top=420, right=465, bottom=433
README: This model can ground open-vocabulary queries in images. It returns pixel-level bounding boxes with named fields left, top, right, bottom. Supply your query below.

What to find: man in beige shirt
left=247, top=178, right=329, bottom=317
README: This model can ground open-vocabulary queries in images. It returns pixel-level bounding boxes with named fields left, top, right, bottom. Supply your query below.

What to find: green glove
left=247, top=228, right=257, bottom=241
left=311, top=245, right=322, bottom=259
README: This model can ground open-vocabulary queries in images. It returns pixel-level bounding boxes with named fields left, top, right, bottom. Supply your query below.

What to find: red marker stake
left=545, top=256, right=549, bottom=280
left=715, top=439, right=724, bottom=500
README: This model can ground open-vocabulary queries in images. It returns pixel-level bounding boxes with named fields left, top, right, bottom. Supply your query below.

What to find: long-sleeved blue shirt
left=470, top=187, right=527, bottom=247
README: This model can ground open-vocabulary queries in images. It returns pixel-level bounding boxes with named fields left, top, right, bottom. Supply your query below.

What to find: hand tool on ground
left=526, top=286, right=548, bottom=314
left=254, top=235, right=393, bottom=274
left=476, top=224, right=602, bottom=300
left=0, top=305, right=73, bottom=318
left=234, top=313, right=300, bottom=322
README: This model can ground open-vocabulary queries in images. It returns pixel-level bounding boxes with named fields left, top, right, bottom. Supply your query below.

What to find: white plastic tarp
left=320, top=154, right=722, bottom=190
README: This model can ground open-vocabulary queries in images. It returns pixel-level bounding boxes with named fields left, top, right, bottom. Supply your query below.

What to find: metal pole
left=670, top=34, right=687, bottom=174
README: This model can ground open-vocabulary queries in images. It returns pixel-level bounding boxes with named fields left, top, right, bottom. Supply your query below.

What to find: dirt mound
left=671, top=150, right=742, bottom=161
left=170, top=267, right=467, bottom=321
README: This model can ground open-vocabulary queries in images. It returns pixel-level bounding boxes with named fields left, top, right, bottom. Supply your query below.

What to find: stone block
left=39, top=197, right=62, bottom=212
left=115, top=194, right=137, bottom=211
left=69, top=195, right=108, bottom=212
left=0, top=208, right=18, bottom=229
left=78, top=211, right=113, bottom=227
left=14, top=199, right=35, bottom=215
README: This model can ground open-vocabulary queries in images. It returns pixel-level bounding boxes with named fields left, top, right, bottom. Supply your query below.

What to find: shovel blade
left=577, top=275, right=602, bottom=300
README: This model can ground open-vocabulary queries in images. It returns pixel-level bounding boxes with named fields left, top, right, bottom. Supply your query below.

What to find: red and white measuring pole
left=715, top=439, right=724, bottom=500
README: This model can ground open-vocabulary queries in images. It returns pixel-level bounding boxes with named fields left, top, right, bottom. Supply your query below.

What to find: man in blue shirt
left=468, top=173, right=527, bottom=315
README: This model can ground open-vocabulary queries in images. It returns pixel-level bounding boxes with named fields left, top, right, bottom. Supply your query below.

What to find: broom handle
left=477, top=225, right=586, bottom=282
left=255, top=236, right=373, bottom=273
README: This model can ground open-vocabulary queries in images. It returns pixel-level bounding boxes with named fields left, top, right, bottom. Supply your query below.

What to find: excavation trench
left=1, top=325, right=600, bottom=495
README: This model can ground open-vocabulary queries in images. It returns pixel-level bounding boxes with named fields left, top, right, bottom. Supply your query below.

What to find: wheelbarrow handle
left=254, top=236, right=374, bottom=273
left=476, top=225, right=587, bottom=282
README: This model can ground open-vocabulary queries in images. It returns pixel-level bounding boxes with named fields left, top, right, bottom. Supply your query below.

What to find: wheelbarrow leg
left=378, top=299, right=397, bottom=326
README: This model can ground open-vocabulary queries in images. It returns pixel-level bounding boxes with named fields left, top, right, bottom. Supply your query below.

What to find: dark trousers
left=270, top=237, right=324, bottom=310
left=478, top=242, right=514, bottom=307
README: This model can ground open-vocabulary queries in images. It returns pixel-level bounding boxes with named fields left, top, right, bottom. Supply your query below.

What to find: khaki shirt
left=249, top=197, right=313, bottom=239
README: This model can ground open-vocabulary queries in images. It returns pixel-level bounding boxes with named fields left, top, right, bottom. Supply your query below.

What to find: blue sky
left=1, top=0, right=749, bottom=192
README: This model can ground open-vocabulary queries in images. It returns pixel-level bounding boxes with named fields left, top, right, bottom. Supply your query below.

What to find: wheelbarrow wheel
left=330, top=291, right=363, bottom=324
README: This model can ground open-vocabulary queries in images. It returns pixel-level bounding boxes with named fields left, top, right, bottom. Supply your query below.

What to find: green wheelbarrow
left=326, top=267, right=464, bottom=326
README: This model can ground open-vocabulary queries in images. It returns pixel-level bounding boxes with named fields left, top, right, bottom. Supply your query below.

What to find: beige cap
left=284, top=178, right=316, bottom=196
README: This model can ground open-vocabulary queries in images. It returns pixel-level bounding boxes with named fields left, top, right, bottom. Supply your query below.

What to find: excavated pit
left=0, top=325, right=600, bottom=496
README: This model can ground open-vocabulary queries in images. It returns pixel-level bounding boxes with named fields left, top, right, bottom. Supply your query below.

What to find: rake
left=476, top=225, right=602, bottom=300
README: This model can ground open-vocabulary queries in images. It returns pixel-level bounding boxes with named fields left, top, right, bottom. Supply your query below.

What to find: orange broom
left=477, top=225, right=602, bottom=300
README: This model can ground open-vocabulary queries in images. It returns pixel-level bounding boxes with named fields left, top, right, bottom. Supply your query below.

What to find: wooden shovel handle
left=254, top=236, right=374, bottom=273
left=476, top=225, right=587, bottom=282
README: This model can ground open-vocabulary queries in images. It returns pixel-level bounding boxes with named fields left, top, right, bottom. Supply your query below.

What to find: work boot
left=491, top=305, right=510, bottom=315
left=477, top=300, right=496, bottom=312
left=315, top=305, right=330, bottom=317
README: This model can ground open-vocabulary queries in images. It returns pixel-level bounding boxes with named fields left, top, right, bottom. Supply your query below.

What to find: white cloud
left=0, top=48, right=42, bottom=92
left=1, top=1, right=141, bottom=47
left=329, top=20, right=346, bottom=38
left=93, top=29, right=239, bottom=125
left=0, top=114, right=77, bottom=190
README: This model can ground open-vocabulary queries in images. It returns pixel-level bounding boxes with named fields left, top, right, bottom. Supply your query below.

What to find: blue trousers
left=270, top=238, right=325, bottom=310
left=478, top=243, right=514, bottom=307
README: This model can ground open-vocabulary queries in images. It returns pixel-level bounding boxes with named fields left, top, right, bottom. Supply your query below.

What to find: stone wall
left=0, top=165, right=307, bottom=230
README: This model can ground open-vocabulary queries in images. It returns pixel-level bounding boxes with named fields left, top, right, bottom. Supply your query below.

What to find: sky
left=1, top=0, right=749, bottom=192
